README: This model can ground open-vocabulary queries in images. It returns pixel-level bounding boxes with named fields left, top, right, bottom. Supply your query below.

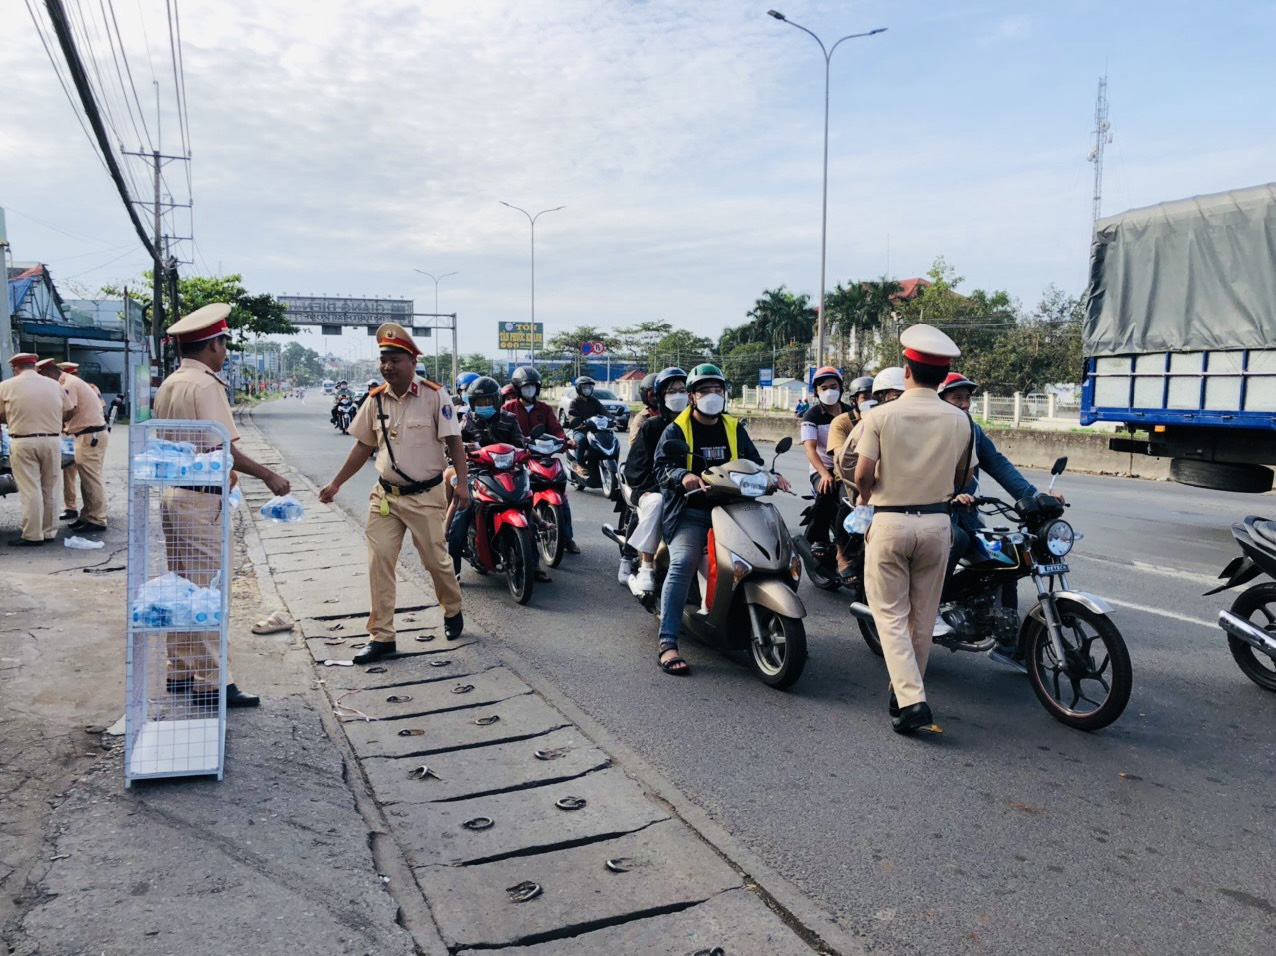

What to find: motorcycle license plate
left=1036, top=562, right=1070, bottom=575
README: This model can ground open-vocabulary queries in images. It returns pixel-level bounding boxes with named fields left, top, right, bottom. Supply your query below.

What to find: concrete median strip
left=237, top=408, right=841, bottom=956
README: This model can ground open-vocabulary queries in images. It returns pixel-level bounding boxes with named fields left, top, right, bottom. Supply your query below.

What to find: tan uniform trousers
left=863, top=511, right=952, bottom=708
left=9, top=436, right=61, bottom=542
left=365, top=481, right=462, bottom=644
left=161, top=488, right=231, bottom=683
left=64, top=431, right=108, bottom=524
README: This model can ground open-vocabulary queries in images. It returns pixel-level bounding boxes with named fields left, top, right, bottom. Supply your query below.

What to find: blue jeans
left=448, top=503, right=473, bottom=565
left=658, top=507, right=713, bottom=648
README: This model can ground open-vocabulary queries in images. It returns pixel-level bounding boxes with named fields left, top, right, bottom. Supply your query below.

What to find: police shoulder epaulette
left=369, top=383, right=390, bottom=396
left=418, top=378, right=441, bottom=391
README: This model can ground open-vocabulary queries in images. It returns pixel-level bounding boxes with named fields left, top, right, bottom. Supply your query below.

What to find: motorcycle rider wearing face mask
left=502, top=366, right=579, bottom=555
left=447, top=376, right=550, bottom=582
left=801, top=367, right=852, bottom=547
left=567, top=376, right=609, bottom=478
left=651, top=364, right=791, bottom=675
left=620, top=367, right=687, bottom=592
left=628, top=372, right=661, bottom=443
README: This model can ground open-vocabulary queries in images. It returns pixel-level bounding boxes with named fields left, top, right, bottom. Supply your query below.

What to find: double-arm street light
left=414, top=269, right=458, bottom=384
left=499, top=201, right=564, bottom=368
left=767, top=10, right=885, bottom=367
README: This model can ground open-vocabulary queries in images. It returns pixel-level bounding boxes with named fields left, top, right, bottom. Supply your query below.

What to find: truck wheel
left=1169, top=459, right=1273, bottom=494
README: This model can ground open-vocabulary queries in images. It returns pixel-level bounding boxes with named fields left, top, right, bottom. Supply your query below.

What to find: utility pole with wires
left=1088, top=74, right=1112, bottom=235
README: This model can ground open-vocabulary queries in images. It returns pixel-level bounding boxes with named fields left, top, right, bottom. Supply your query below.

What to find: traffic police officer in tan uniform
left=55, top=361, right=108, bottom=526
left=154, top=303, right=291, bottom=707
left=320, top=322, right=467, bottom=662
left=1, top=353, right=73, bottom=545
left=854, top=325, right=976, bottom=734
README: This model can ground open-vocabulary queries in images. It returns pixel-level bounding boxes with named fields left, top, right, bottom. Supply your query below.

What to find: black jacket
left=624, top=411, right=676, bottom=494
left=653, top=414, right=763, bottom=542
left=462, top=410, right=524, bottom=448
left=567, top=394, right=607, bottom=429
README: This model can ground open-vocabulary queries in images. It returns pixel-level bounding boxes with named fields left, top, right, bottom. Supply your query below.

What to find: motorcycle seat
left=1249, top=517, right=1276, bottom=548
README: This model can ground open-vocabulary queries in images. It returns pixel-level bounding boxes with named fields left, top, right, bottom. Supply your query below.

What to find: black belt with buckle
left=874, top=502, right=949, bottom=515
left=10, top=432, right=57, bottom=438
left=379, top=473, right=443, bottom=497
left=176, top=485, right=223, bottom=495
left=76, top=425, right=107, bottom=436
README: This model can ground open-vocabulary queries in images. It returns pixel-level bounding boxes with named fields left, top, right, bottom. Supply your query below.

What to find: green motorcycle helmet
left=686, top=363, right=727, bottom=393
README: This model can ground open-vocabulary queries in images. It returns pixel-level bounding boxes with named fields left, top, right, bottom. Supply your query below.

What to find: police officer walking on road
left=320, top=323, right=466, bottom=662
left=155, top=303, right=292, bottom=707
left=853, top=325, right=976, bottom=734
left=40, top=360, right=110, bottom=532
left=0, top=353, right=72, bottom=545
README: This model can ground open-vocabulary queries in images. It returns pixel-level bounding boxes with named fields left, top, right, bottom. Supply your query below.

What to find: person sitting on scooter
left=801, top=366, right=852, bottom=554
left=938, top=372, right=1064, bottom=662
left=651, top=364, right=791, bottom=676
left=567, top=376, right=608, bottom=478
left=621, top=366, right=687, bottom=593
left=503, top=365, right=580, bottom=555
left=330, top=380, right=354, bottom=425
left=628, top=372, right=660, bottom=442
left=446, top=376, right=549, bottom=583
left=355, top=378, right=380, bottom=411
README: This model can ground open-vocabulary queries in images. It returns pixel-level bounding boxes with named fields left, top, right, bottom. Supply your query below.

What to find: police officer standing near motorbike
left=853, top=326, right=975, bottom=733
left=320, top=323, right=466, bottom=661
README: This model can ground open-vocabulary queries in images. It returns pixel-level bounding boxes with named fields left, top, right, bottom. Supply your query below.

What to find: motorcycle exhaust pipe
left=848, top=601, right=875, bottom=623
left=1219, top=610, right=1276, bottom=658
left=601, top=524, right=623, bottom=547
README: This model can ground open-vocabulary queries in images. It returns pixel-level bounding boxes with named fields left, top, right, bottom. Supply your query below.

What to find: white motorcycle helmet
left=871, top=366, right=905, bottom=400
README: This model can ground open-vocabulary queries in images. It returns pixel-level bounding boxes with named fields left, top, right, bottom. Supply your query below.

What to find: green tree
left=612, top=320, right=673, bottom=365
left=281, top=342, right=324, bottom=384
left=649, top=329, right=715, bottom=371
left=720, top=341, right=770, bottom=388
left=102, top=272, right=296, bottom=349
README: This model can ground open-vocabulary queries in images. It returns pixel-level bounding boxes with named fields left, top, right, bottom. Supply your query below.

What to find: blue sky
left=3, top=1, right=1273, bottom=362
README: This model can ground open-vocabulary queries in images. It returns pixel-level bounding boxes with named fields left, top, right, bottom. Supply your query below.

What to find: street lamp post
left=767, top=10, right=885, bottom=367
left=414, top=269, right=457, bottom=382
left=499, top=201, right=564, bottom=369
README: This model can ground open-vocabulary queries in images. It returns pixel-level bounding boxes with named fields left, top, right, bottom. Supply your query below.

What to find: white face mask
left=694, top=392, right=725, bottom=416
left=818, top=388, right=842, bottom=406
left=664, top=392, right=689, bottom=413
left=520, top=385, right=537, bottom=399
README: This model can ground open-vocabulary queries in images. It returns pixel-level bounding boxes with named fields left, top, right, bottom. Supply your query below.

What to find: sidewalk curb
left=239, top=402, right=872, bottom=956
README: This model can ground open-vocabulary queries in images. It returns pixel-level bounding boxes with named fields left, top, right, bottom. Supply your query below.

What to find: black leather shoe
left=444, top=612, right=464, bottom=641
left=166, top=676, right=195, bottom=693
left=354, top=641, right=397, bottom=664
left=563, top=539, right=581, bottom=555
left=888, top=691, right=900, bottom=718
left=534, top=568, right=552, bottom=583
left=191, top=683, right=260, bottom=707
left=70, top=520, right=107, bottom=533
left=60, top=509, right=78, bottom=521
left=892, top=701, right=934, bottom=735
left=8, top=537, right=45, bottom=547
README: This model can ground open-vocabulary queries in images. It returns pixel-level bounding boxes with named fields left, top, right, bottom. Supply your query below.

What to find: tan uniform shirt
left=349, top=378, right=459, bottom=485
left=153, top=358, right=240, bottom=444
left=629, top=407, right=655, bottom=443
left=0, top=369, right=72, bottom=435
left=855, top=387, right=977, bottom=507
left=62, top=374, right=107, bottom=433
left=825, top=410, right=856, bottom=459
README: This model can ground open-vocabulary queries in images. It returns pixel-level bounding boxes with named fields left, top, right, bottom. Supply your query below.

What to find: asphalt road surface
left=257, top=394, right=1276, bottom=955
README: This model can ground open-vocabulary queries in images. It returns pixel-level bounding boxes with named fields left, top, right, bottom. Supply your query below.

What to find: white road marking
left=1103, top=598, right=1217, bottom=630
left=1071, top=552, right=1221, bottom=588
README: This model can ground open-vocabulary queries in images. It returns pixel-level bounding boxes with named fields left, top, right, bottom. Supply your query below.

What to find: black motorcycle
left=567, top=414, right=620, bottom=500
left=794, top=486, right=853, bottom=590
left=848, top=457, right=1132, bottom=731
left=1205, top=515, right=1276, bottom=692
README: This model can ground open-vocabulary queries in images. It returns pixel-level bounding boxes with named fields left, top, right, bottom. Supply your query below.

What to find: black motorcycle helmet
left=468, top=376, right=502, bottom=407
left=510, top=365, right=542, bottom=398
left=575, top=375, right=596, bottom=397
left=638, top=372, right=659, bottom=410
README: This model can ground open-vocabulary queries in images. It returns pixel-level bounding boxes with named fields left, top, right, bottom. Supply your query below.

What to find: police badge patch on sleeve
left=442, top=403, right=453, bottom=420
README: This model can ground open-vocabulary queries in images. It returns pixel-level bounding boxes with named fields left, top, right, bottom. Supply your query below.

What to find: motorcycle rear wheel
left=1226, top=583, right=1276, bottom=692
left=535, top=502, right=565, bottom=568
left=749, top=607, right=807, bottom=689
left=503, top=526, right=536, bottom=605
left=1023, top=599, right=1132, bottom=731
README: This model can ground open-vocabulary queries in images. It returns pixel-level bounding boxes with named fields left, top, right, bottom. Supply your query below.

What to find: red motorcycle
left=463, top=442, right=537, bottom=604
left=526, top=433, right=570, bottom=567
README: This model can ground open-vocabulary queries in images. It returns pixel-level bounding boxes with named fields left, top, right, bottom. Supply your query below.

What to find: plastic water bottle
left=190, top=451, right=225, bottom=475
left=1, top=425, right=10, bottom=457
left=190, top=588, right=222, bottom=626
left=228, top=486, right=242, bottom=509
left=260, top=496, right=304, bottom=522
left=845, top=504, right=875, bottom=535
left=61, top=437, right=75, bottom=457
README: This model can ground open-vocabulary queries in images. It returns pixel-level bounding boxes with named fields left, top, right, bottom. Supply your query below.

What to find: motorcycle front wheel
left=600, top=465, right=617, bottom=501
left=1023, top=599, right=1132, bottom=731
left=749, top=606, right=807, bottom=689
left=801, top=526, right=840, bottom=591
left=502, top=526, right=536, bottom=605
left=535, top=502, right=565, bottom=568
left=1226, top=583, right=1276, bottom=692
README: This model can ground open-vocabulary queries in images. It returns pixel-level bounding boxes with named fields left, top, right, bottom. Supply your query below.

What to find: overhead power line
left=41, top=0, right=158, bottom=259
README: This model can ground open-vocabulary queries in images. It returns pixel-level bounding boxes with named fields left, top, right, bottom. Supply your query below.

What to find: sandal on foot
left=658, top=649, right=690, bottom=676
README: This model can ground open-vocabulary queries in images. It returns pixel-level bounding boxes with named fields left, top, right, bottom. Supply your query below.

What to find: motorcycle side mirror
left=774, top=436, right=793, bottom=455
left=530, top=424, right=546, bottom=439
left=1051, top=456, right=1068, bottom=476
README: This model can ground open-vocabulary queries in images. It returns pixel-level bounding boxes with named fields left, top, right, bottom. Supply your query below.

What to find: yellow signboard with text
left=497, top=321, right=544, bottom=350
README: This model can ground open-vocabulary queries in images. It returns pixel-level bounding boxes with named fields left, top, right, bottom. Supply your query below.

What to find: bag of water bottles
left=131, top=572, right=223, bottom=627
left=259, top=494, right=305, bottom=522
left=62, top=437, right=75, bottom=457
left=1, top=425, right=10, bottom=458
left=844, top=504, right=875, bottom=535
left=131, top=440, right=197, bottom=480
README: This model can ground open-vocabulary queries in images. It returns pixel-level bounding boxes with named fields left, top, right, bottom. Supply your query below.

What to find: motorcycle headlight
left=1042, top=519, right=1074, bottom=557
left=490, top=450, right=516, bottom=470
left=729, top=472, right=768, bottom=497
